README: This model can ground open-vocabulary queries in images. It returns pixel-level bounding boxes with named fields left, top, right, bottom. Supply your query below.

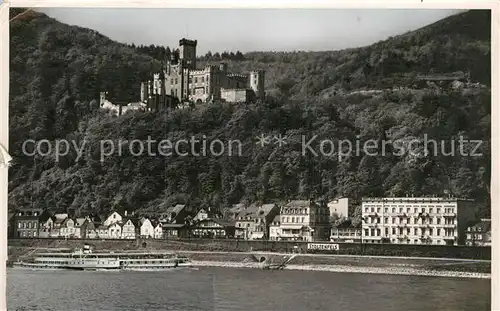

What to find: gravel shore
left=191, top=260, right=491, bottom=279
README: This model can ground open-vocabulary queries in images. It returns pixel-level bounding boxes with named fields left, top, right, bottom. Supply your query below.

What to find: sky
left=38, top=8, right=463, bottom=54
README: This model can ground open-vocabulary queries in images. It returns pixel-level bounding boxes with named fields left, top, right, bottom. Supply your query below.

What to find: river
left=7, top=267, right=490, bottom=311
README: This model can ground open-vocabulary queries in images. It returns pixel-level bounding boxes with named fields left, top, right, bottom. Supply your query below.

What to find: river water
left=7, top=267, right=490, bottom=311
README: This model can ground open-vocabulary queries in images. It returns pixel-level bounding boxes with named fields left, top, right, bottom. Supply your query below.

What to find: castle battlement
left=227, top=73, right=248, bottom=79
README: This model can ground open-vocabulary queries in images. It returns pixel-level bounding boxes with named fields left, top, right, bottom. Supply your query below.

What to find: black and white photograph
left=2, top=3, right=496, bottom=311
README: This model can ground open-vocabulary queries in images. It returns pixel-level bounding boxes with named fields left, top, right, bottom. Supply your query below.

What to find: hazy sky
left=38, top=8, right=462, bottom=54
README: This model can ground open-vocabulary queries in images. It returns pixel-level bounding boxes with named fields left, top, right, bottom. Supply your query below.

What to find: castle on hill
left=140, top=38, right=265, bottom=111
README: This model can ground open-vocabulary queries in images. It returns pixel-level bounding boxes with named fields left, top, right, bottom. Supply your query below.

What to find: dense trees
left=8, top=10, right=491, bottom=219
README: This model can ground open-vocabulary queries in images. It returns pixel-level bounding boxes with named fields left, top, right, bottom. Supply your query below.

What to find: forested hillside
left=8, top=9, right=491, bottom=218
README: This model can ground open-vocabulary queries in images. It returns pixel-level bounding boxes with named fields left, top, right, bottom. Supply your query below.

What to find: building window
left=201, top=77, right=205, bottom=83
left=392, top=208, right=395, bottom=213
left=194, top=77, right=198, bottom=83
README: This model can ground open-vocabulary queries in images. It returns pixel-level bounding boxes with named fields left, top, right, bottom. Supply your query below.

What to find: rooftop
left=362, top=197, right=474, bottom=202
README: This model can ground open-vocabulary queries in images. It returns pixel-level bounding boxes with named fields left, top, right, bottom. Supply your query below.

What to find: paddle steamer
left=13, top=244, right=192, bottom=271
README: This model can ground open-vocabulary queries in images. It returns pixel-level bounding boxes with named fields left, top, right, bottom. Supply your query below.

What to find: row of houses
left=8, top=197, right=491, bottom=246
left=8, top=200, right=337, bottom=242
left=8, top=204, right=240, bottom=240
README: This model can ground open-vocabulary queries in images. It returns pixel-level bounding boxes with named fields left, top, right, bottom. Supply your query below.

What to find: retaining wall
left=7, top=238, right=491, bottom=260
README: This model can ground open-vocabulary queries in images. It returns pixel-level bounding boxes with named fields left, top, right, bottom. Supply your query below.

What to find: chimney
left=125, top=210, right=128, bottom=217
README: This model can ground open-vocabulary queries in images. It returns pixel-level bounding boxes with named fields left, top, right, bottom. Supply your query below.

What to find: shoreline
left=191, top=260, right=491, bottom=279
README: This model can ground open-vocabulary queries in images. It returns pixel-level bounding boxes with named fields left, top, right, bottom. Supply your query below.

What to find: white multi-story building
left=327, top=198, right=349, bottom=218
left=361, top=197, right=476, bottom=245
left=279, top=200, right=330, bottom=242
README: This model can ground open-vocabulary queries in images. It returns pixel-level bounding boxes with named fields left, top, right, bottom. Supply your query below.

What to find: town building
left=12, top=209, right=42, bottom=238
left=191, top=218, right=238, bottom=238
left=193, top=207, right=222, bottom=222
left=327, top=198, right=350, bottom=218
left=235, top=205, right=258, bottom=239
left=330, top=224, right=362, bottom=243
left=160, top=204, right=190, bottom=224
left=224, top=203, right=246, bottom=220
left=268, top=215, right=281, bottom=241
left=162, top=224, right=189, bottom=238
left=278, top=200, right=330, bottom=242
left=51, top=213, right=69, bottom=237
left=139, top=38, right=265, bottom=109
left=108, top=223, right=122, bottom=239
left=194, top=209, right=209, bottom=222
left=38, top=212, right=55, bottom=238
left=465, top=219, right=491, bottom=246
left=250, top=203, right=280, bottom=240
left=152, top=220, right=163, bottom=239
left=96, top=225, right=108, bottom=239
left=103, top=211, right=122, bottom=227
left=74, top=217, right=88, bottom=238
left=121, top=218, right=140, bottom=239
left=361, top=197, right=477, bottom=245
left=80, top=219, right=97, bottom=239
left=139, top=217, right=155, bottom=238
left=59, top=218, right=76, bottom=238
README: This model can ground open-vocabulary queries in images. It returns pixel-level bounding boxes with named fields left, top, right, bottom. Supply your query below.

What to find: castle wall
left=138, top=39, right=265, bottom=106
left=221, top=88, right=254, bottom=103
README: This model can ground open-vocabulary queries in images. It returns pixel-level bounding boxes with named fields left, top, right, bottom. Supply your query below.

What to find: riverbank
left=190, top=260, right=490, bottom=279
left=180, top=251, right=491, bottom=279
left=8, top=242, right=491, bottom=279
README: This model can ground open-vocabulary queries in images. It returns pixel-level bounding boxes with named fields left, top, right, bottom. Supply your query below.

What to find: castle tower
left=153, top=73, right=161, bottom=95
left=249, top=70, right=265, bottom=99
left=140, top=82, right=149, bottom=102
left=179, top=38, right=197, bottom=70
left=219, top=62, right=228, bottom=73
left=99, top=91, right=108, bottom=106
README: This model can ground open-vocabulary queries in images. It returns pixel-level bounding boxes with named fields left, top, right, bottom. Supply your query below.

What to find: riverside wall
left=7, top=238, right=491, bottom=260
